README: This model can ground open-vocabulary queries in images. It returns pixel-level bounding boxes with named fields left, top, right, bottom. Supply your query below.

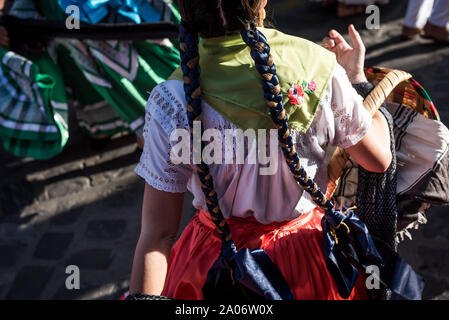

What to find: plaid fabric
left=0, top=49, right=69, bottom=159
left=56, top=36, right=179, bottom=137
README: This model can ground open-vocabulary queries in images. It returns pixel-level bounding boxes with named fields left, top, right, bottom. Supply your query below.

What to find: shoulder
left=147, top=79, right=189, bottom=134
left=148, top=79, right=185, bottom=110
left=264, top=27, right=336, bottom=61
left=263, top=27, right=336, bottom=101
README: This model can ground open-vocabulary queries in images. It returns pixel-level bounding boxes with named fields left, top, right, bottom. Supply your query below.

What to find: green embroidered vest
left=170, top=27, right=336, bottom=132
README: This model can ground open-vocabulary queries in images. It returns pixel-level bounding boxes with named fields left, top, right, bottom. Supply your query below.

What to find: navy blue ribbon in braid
left=239, top=27, right=423, bottom=300
left=239, top=28, right=343, bottom=224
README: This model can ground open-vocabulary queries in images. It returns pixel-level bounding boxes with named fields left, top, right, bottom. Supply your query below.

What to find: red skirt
left=161, top=208, right=368, bottom=300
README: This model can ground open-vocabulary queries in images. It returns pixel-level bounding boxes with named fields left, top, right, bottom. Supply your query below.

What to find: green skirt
left=0, top=0, right=180, bottom=159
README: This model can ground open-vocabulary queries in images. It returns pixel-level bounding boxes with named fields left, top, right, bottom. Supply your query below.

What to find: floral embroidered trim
left=149, top=83, right=189, bottom=135
left=288, top=80, right=317, bottom=106
left=307, top=81, right=317, bottom=92
left=331, top=102, right=369, bottom=149
left=135, top=161, right=187, bottom=188
left=288, top=83, right=304, bottom=106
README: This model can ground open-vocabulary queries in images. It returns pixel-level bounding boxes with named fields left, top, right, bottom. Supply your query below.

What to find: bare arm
left=324, top=25, right=392, bottom=173
left=345, top=110, right=392, bottom=173
left=129, top=183, right=184, bottom=295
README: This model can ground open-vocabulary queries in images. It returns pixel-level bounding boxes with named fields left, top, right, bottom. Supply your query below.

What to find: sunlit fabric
left=162, top=209, right=369, bottom=300
left=58, top=0, right=162, bottom=24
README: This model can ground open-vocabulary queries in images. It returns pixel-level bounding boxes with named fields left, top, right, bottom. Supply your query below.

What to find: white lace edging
left=147, top=81, right=189, bottom=136
left=134, top=164, right=187, bottom=194
left=336, top=122, right=371, bottom=150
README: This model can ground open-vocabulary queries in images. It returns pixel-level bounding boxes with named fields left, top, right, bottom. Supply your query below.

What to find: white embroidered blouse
left=135, top=63, right=372, bottom=224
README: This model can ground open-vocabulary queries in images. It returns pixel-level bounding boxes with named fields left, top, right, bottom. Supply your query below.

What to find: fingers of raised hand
left=348, top=24, right=365, bottom=52
left=329, top=29, right=352, bottom=51
left=329, top=29, right=345, bottom=44
left=323, top=36, right=335, bottom=50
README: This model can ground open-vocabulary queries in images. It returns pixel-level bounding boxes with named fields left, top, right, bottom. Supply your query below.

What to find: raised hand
left=323, top=24, right=367, bottom=83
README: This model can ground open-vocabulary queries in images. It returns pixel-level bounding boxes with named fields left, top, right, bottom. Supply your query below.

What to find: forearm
left=346, top=81, right=392, bottom=172
left=347, top=70, right=368, bottom=84
left=129, top=233, right=175, bottom=295
left=364, top=110, right=391, bottom=168
left=129, top=184, right=184, bottom=295
left=352, top=81, right=392, bottom=162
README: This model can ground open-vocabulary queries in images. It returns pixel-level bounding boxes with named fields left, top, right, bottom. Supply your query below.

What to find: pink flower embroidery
left=308, top=81, right=317, bottom=91
left=288, top=83, right=305, bottom=106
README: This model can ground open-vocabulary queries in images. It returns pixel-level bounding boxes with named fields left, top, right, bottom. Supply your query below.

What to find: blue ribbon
left=203, top=241, right=294, bottom=300
left=58, top=0, right=162, bottom=24
left=322, top=207, right=424, bottom=299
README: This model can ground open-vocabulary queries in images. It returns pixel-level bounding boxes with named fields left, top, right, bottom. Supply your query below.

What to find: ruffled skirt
left=161, top=208, right=368, bottom=300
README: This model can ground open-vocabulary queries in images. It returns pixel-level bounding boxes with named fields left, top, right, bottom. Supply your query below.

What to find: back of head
left=178, top=0, right=279, bottom=132
left=179, top=0, right=265, bottom=38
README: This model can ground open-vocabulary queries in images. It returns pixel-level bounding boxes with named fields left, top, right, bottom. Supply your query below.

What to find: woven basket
left=327, top=67, right=440, bottom=196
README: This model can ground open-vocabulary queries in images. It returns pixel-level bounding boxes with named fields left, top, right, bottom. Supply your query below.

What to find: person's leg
left=337, top=0, right=365, bottom=17
left=428, top=0, right=449, bottom=28
left=424, top=0, right=449, bottom=43
left=336, top=0, right=389, bottom=18
left=403, top=0, right=434, bottom=38
left=404, top=0, right=434, bottom=29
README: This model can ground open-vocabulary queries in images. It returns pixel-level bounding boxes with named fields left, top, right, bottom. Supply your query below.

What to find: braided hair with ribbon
left=179, top=21, right=233, bottom=246
left=178, top=0, right=268, bottom=248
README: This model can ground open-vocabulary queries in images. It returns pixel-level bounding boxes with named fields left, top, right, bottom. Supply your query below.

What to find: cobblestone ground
left=1, top=0, right=448, bottom=299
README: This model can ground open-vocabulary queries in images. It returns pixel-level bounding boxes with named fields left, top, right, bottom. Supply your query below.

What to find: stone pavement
left=1, top=0, right=448, bottom=300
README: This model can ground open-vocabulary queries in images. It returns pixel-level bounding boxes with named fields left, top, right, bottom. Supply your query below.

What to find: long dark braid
left=239, top=27, right=347, bottom=228
left=179, top=22, right=234, bottom=245
left=178, top=0, right=266, bottom=246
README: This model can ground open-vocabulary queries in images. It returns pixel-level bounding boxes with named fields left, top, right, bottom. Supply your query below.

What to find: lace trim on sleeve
left=330, top=64, right=372, bottom=149
left=134, top=162, right=188, bottom=193
left=134, top=81, right=192, bottom=193
left=148, top=80, right=189, bottom=135
left=331, top=101, right=370, bottom=149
